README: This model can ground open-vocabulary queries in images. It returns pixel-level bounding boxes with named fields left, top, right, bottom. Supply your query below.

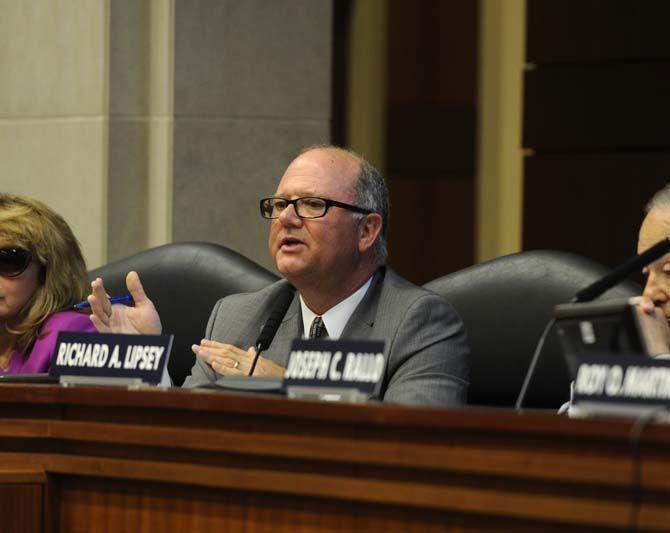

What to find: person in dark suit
left=562, top=184, right=670, bottom=415
left=88, top=146, right=469, bottom=406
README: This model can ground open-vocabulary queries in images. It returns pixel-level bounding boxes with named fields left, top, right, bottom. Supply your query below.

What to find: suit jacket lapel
left=340, top=267, right=384, bottom=339
left=263, top=294, right=302, bottom=367
left=264, top=268, right=386, bottom=364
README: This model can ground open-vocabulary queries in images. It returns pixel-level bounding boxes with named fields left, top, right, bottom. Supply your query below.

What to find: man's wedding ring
left=233, top=360, right=239, bottom=369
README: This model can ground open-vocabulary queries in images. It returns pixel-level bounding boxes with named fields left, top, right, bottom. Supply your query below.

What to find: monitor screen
left=554, top=298, right=669, bottom=378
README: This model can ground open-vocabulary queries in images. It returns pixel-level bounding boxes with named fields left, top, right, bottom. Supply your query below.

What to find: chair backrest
left=88, top=242, right=279, bottom=385
left=423, top=250, right=641, bottom=409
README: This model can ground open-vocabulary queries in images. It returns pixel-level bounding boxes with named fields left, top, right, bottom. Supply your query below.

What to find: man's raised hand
left=88, top=271, right=162, bottom=335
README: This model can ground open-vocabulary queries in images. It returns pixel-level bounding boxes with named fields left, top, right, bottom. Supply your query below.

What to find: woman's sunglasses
left=0, top=248, right=33, bottom=277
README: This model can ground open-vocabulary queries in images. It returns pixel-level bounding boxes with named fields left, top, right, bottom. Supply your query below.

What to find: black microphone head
left=255, top=285, right=295, bottom=352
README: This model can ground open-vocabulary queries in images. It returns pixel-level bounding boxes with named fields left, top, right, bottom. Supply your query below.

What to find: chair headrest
left=88, top=242, right=279, bottom=385
left=424, top=250, right=641, bottom=408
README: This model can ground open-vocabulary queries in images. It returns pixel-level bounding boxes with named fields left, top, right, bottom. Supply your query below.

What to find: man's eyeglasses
left=0, top=248, right=33, bottom=277
left=260, top=197, right=373, bottom=219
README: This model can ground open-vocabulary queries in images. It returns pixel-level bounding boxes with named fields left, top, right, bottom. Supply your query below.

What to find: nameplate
left=283, top=339, right=386, bottom=399
left=573, top=353, right=670, bottom=416
left=50, top=332, right=173, bottom=386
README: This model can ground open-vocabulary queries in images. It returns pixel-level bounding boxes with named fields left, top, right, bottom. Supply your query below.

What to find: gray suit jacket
left=183, top=267, right=469, bottom=406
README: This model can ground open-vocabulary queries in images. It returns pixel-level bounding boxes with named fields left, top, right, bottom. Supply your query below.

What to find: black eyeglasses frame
left=260, top=196, right=373, bottom=219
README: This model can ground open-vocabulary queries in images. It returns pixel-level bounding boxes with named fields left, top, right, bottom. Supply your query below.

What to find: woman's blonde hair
left=0, top=194, right=87, bottom=354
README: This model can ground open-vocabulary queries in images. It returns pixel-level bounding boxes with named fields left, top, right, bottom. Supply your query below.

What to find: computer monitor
left=554, top=297, right=669, bottom=378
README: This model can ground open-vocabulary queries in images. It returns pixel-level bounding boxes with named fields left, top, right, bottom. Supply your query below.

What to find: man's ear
left=357, top=213, right=383, bottom=254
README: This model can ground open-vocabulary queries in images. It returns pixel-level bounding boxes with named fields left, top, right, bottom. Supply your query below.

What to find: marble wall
left=0, top=0, right=109, bottom=267
left=0, top=0, right=333, bottom=270
left=172, top=1, right=332, bottom=271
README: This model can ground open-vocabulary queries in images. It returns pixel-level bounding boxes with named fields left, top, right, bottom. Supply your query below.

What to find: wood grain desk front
left=0, top=384, right=667, bottom=532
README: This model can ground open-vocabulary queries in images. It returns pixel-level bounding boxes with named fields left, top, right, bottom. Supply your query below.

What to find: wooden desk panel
left=0, top=385, right=667, bottom=531
left=0, top=469, right=46, bottom=533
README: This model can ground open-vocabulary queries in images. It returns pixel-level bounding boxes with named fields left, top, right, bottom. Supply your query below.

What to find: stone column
left=0, top=0, right=333, bottom=271
left=172, top=0, right=332, bottom=271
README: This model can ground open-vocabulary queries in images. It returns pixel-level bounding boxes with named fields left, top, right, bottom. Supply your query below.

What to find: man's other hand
left=192, top=339, right=284, bottom=377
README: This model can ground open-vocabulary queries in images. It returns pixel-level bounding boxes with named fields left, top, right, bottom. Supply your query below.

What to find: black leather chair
left=88, top=242, right=279, bottom=386
left=424, top=250, right=641, bottom=409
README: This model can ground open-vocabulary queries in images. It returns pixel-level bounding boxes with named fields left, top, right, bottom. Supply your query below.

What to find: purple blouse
left=2, top=311, right=96, bottom=375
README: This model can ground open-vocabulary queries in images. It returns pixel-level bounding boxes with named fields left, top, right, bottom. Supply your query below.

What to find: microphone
left=573, top=238, right=670, bottom=303
left=248, top=284, right=295, bottom=375
left=515, top=238, right=670, bottom=410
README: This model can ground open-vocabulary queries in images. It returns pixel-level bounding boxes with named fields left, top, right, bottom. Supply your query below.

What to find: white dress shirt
left=299, top=276, right=373, bottom=340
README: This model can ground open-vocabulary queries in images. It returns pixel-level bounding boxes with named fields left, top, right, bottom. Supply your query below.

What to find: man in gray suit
left=89, top=146, right=469, bottom=406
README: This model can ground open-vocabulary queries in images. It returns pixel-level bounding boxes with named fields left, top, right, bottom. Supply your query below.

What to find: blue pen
left=73, top=294, right=134, bottom=310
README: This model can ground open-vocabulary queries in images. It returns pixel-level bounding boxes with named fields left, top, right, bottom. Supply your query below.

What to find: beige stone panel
left=174, top=0, right=331, bottom=119
left=110, top=0, right=173, bottom=117
left=107, top=117, right=172, bottom=262
left=145, top=117, right=173, bottom=247
left=108, top=0, right=173, bottom=261
left=109, top=0, right=151, bottom=116
left=0, top=119, right=107, bottom=268
left=173, top=118, right=329, bottom=271
left=0, top=0, right=109, bottom=117
left=107, top=119, right=149, bottom=261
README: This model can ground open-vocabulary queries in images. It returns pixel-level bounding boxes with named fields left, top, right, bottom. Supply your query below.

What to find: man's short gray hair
left=352, top=157, right=389, bottom=264
left=299, top=145, right=389, bottom=265
left=645, top=183, right=670, bottom=213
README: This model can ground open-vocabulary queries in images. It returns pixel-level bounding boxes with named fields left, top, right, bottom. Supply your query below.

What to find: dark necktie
left=309, top=316, right=329, bottom=339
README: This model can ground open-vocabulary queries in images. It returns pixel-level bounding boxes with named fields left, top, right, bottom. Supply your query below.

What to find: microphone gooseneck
left=248, top=284, right=295, bottom=376
left=573, top=238, right=670, bottom=303
left=516, top=238, right=670, bottom=411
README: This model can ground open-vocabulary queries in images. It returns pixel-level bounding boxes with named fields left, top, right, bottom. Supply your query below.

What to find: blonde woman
left=0, top=194, right=95, bottom=374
